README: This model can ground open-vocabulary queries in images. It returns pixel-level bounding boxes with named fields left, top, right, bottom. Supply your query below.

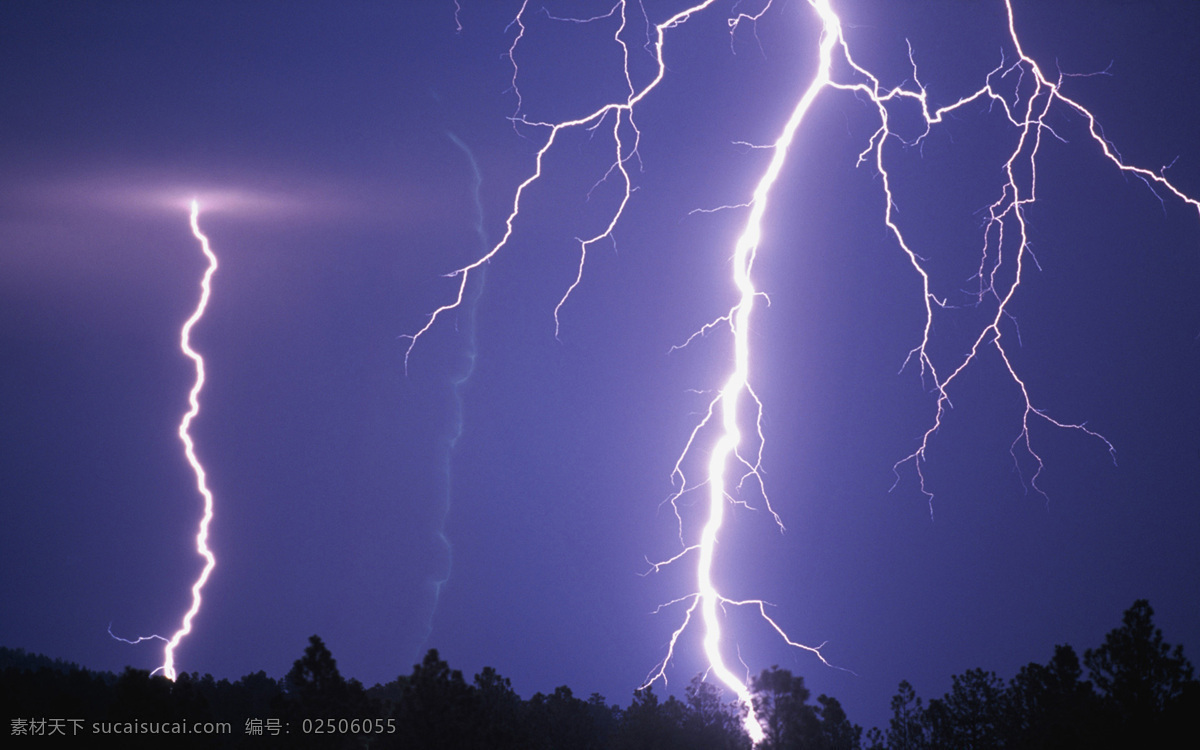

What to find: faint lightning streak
left=420, top=132, right=490, bottom=647
left=159, top=199, right=219, bottom=681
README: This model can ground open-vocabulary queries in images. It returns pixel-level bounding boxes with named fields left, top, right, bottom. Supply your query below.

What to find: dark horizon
left=5, top=594, right=1196, bottom=748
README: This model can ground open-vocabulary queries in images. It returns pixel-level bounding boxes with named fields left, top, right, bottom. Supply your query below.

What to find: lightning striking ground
left=410, top=0, right=1199, bottom=743
left=157, top=199, right=220, bottom=681
left=113, top=200, right=219, bottom=680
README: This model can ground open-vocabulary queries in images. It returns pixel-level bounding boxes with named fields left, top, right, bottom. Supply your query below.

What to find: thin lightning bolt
left=156, top=198, right=219, bottom=676
left=414, top=0, right=1198, bottom=743
left=871, top=3, right=1200, bottom=509
left=157, top=198, right=220, bottom=681
left=114, top=200, right=219, bottom=680
left=420, top=132, right=490, bottom=647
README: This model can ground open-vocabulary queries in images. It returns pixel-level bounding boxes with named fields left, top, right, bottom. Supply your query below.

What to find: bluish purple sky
left=2, top=0, right=1197, bottom=732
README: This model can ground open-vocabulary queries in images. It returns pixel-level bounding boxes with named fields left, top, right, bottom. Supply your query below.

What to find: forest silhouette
left=3, top=599, right=1195, bottom=748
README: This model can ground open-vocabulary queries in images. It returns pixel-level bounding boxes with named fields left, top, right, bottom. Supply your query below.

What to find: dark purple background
left=2, top=0, right=1197, bottom=733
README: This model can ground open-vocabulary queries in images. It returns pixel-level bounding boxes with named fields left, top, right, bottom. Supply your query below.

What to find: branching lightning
left=862, top=3, right=1200, bottom=509
left=113, top=200, right=219, bottom=681
left=411, top=0, right=1199, bottom=743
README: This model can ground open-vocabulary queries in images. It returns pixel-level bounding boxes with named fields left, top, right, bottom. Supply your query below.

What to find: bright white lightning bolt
left=113, top=200, right=219, bottom=680
left=643, top=3, right=844, bottom=742
left=155, top=199, right=220, bottom=681
left=413, top=0, right=1199, bottom=743
left=114, top=200, right=218, bottom=679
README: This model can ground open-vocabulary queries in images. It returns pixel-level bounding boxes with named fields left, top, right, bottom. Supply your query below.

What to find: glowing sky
left=1, top=0, right=1197, bottom=732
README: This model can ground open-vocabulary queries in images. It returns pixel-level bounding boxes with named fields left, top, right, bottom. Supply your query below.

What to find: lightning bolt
left=420, top=132, right=490, bottom=647
left=411, top=0, right=1198, bottom=743
left=156, top=198, right=220, bottom=681
left=113, top=200, right=219, bottom=680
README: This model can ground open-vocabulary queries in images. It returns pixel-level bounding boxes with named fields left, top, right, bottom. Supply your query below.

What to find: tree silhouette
left=815, top=693, right=862, bottom=750
left=682, top=676, right=750, bottom=750
left=282, top=635, right=373, bottom=748
left=1007, top=644, right=1099, bottom=748
left=922, top=668, right=1005, bottom=750
left=1084, top=599, right=1194, bottom=719
left=389, top=648, right=480, bottom=748
left=285, top=636, right=337, bottom=703
left=471, top=665, right=527, bottom=749
left=610, top=686, right=688, bottom=750
left=881, top=680, right=926, bottom=750
left=750, top=667, right=820, bottom=749
left=1083, top=599, right=1198, bottom=745
left=527, top=685, right=609, bottom=750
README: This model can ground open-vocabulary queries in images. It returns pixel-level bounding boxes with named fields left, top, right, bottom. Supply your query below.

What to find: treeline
left=2, top=599, right=1195, bottom=748
left=866, top=600, right=1198, bottom=750
left=1, top=639, right=852, bottom=749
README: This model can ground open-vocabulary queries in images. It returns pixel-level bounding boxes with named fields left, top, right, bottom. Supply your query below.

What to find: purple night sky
left=2, top=0, right=1197, bottom=732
